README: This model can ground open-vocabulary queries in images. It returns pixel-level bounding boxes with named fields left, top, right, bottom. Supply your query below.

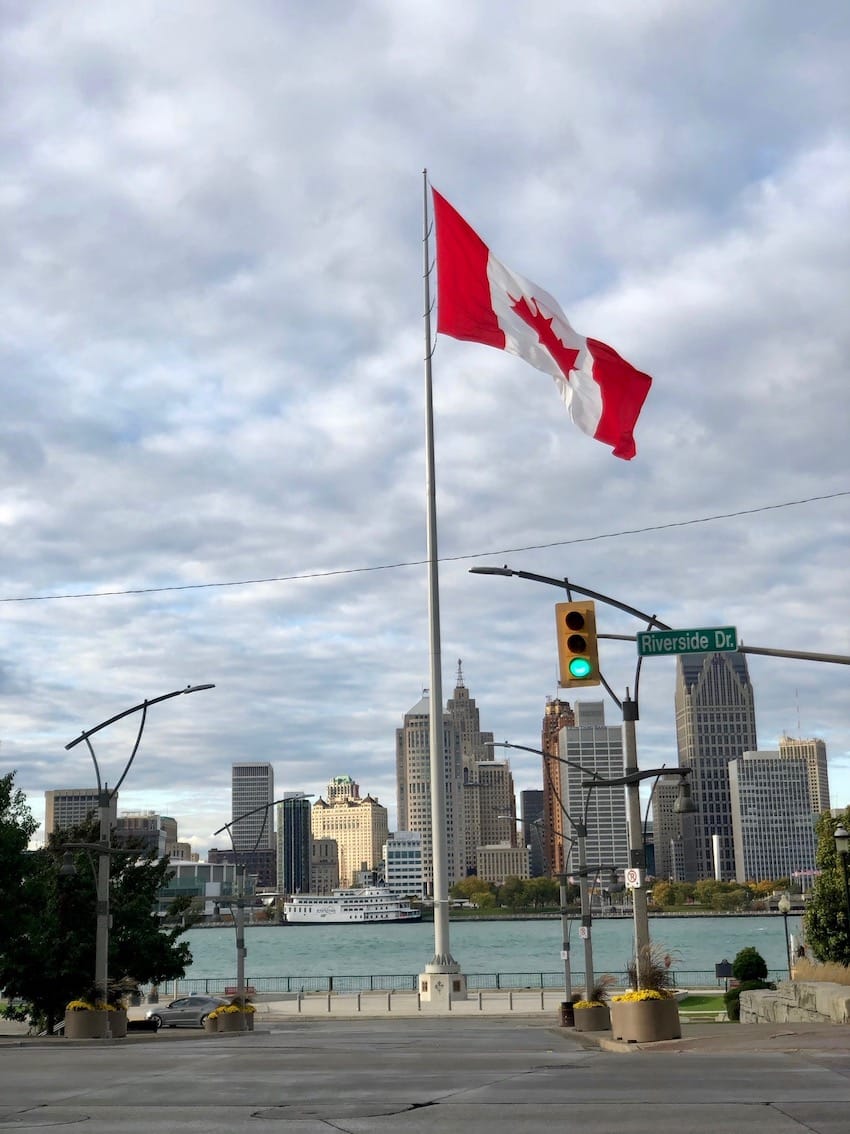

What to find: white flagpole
left=420, top=170, right=462, bottom=994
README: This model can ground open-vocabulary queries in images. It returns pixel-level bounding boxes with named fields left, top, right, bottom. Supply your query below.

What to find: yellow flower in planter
left=65, top=998, right=114, bottom=1012
left=208, top=1003, right=256, bottom=1019
left=572, top=999, right=606, bottom=1009
left=611, top=989, right=671, bottom=1003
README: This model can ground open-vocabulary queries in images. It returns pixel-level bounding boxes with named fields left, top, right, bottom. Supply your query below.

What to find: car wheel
left=149, top=1014, right=163, bottom=1030
left=200, top=1014, right=210, bottom=1027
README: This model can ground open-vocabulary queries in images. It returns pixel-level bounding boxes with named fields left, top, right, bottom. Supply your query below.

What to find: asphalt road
left=2, top=1018, right=849, bottom=1133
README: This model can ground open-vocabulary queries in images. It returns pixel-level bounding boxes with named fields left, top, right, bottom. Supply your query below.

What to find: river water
left=179, top=914, right=803, bottom=982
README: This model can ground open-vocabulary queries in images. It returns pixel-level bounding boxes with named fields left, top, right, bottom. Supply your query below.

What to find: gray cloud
left=1, top=1, right=848, bottom=852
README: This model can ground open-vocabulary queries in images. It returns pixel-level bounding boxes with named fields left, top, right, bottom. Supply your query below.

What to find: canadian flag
left=432, top=189, right=652, bottom=460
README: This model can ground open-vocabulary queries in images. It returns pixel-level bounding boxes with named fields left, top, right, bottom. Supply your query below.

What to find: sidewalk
left=3, top=998, right=847, bottom=1058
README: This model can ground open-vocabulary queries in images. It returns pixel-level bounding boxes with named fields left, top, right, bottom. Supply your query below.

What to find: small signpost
left=636, top=626, right=738, bottom=657
left=624, top=868, right=642, bottom=889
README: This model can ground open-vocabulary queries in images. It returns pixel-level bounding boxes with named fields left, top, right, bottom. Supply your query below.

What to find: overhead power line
left=1, top=489, right=846, bottom=604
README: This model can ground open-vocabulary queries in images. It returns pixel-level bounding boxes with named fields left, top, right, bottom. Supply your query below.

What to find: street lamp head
left=834, top=825, right=850, bottom=857
left=59, top=851, right=77, bottom=877
left=673, top=781, right=698, bottom=814
left=777, top=893, right=791, bottom=914
left=468, top=566, right=515, bottom=576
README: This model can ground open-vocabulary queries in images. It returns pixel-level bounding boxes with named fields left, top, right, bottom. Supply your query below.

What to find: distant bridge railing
left=144, top=969, right=787, bottom=998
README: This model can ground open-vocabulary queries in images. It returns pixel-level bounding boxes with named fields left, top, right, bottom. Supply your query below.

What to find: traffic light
left=555, top=601, right=600, bottom=688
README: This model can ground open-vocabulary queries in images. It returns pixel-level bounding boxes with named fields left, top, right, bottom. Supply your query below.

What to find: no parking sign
left=624, top=867, right=642, bottom=889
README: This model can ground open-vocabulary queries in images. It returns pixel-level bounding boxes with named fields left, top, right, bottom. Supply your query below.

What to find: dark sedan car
left=146, top=995, right=229, bottom=1029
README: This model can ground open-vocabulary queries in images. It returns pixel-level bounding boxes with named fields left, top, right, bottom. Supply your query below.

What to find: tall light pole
left=470, top=566, right=703, bottom=988
left=492, top=739, right=649, bottom=997
left=64, top=684, right=214, bottom=1037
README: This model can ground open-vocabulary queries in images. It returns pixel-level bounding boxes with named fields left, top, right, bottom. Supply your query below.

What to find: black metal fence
left=144, top=969, right=788, bottom=998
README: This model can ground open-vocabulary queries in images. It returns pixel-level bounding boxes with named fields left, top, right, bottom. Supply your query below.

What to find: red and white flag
left=432, top=189, right=652, bottom=460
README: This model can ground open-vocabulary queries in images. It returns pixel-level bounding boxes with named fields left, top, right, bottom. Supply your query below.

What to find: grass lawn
left=679, top=993, right=726, bottom=1014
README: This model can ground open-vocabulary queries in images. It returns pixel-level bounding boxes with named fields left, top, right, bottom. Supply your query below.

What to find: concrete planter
left=203, top=1015, right=219, bottom=1033
left=109, top=1009, right=128, bottom=1038
left=217, top=1011, right=252, bottom=1032
left=573, top=1004, right=610, bottom=1032
left=64, top=1010, right=109, bottom=1039
left=610, top=998, right=681, bottom=1043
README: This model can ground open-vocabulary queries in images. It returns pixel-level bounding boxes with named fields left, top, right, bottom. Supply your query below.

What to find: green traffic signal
left=568, top=657, right=593, bottom=679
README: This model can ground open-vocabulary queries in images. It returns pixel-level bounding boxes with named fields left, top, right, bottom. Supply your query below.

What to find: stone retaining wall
left=740, top=981, right=850, bottom=1025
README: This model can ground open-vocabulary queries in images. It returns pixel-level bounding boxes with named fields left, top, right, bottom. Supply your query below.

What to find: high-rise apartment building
left=520, top=789, right=545, bottom=877
left=778, top=735, right=830, bottom=815
left=44, top=788, right=117, bottom=835
left=231, top=762, right=275, bottom=852
left=559, top=701, right=629, bottom=876
left=276, top=795, right=311, bottom=895
left=395, top=690, right=464, bottom=894
left=675, top=652, right=758, bottom=880
left=311, top=786, right=389, bottom=886
left=729, top=751, right=817, bottom=882
left=541, top=697, right=575, bottom=875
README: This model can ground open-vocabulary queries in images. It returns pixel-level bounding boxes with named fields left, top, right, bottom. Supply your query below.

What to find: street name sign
left=636, top=626, right=738, bottom=657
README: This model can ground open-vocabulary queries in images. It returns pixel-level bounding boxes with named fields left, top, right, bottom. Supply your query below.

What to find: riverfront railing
left=144, top=969, right=788, bottom=998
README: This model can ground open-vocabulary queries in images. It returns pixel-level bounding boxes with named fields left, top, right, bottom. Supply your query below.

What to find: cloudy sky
left=3, top=1, right=848, bottom=855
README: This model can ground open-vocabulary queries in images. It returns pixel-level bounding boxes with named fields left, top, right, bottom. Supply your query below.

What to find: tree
left=0, top=773, right=37, bottom=948
left=0, top=800, right=193, bottom=1033
left=804, top=808, right=850, bottom=966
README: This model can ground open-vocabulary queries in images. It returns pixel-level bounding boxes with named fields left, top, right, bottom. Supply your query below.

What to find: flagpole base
left=419, top=961, right=467, bottom=1004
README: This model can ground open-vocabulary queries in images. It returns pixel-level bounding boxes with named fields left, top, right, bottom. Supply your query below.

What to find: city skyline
left=3, top=4, right=848, bottom=851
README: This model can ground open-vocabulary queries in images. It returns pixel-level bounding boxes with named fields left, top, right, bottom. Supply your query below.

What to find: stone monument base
left=419, top=966, right=468, bottom=1006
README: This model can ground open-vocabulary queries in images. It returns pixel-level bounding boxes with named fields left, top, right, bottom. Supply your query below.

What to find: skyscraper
left=276, top=795, right=311, bottom=895
left=675, top=652, right=758, bottom=881
left=541, top=697, right=575, bottom=875
left=778, top=734, right=830, bottom=815
left=729, top=751, right=817, bottom=882
left=447, top=661, right=496, bottom=877
left=520, top=789, right=545, bottom=877
left=311, top=783, right=389, bottom=886
left=559, top=701, right=629, bottom=876
left=395, top=690, right=464, bottom=894
left=231, top=762, right=275, bottom=852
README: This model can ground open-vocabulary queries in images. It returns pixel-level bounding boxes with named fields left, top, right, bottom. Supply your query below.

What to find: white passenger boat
left=283, top=886, right=422, bottom=924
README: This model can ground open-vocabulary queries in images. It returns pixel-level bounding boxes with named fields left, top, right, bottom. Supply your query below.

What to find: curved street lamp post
left=213, top=793, right=313, bottom=1030
left=63, top=684, right=215, bottom=1037
left=470, top=564, right=700, bottom=988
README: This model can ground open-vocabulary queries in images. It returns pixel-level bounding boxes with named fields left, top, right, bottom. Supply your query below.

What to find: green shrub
left=724, top=979, right=773, bottom=1022
left=732, top=946, right=768, bottom=983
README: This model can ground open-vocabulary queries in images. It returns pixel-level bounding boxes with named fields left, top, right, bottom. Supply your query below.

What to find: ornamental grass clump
left=573, top=974, right=616, bottom=1009
left=614, top=943, right=681, bottom=1001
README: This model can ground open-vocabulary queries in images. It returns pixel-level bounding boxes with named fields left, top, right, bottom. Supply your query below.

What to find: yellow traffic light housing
left=555, top=601, right=600, bottom=688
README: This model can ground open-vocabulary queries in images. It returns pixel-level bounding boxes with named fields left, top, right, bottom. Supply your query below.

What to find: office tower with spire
left=396, top=688, right=464, bottom=894
left=675, top=652, right=758, bottom=881
left=541, top=696, right=575, bottom=875
left=445, top=660, right=504, bottom=877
